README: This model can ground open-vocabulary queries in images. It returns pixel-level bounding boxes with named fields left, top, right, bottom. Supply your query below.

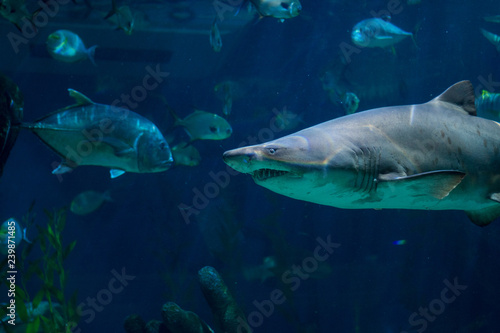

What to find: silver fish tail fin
left=87, top=45, right=98, bottom=66
left=104, top=0, right=118, bottom=20
left=410, top=19, right=424, bottom=50
left=22, top=227, right=32, bottom=244
left=481, top=29, right=500, bottom=50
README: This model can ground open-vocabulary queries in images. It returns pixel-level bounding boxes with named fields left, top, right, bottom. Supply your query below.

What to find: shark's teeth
left=252, top=169, right=289, bottom=181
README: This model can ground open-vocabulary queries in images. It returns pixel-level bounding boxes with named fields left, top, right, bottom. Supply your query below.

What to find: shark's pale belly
left=275, top=178, right=495, bottom=212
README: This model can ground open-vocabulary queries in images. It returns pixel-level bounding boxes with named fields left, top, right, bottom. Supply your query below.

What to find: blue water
left=1, top=0, right=500, bottom=332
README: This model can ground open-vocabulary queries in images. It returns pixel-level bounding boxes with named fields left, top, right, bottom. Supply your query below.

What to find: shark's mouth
left=251, top=168, right=290, bottom=181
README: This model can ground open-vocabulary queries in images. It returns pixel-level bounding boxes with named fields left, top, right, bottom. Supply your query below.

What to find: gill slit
left=355, top=147, right=380, bottom=193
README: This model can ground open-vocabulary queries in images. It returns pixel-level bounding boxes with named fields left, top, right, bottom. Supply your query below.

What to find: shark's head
left=223, top=131, right=355, bottom=201
left=224, top=135, right=308, bottom=180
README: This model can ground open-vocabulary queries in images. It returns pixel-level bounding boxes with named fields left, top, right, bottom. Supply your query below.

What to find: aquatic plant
left=0, top=207, right=78, bottom=332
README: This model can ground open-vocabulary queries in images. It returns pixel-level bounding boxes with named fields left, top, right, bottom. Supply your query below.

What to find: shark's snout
left=223, top=145, right=297, bottom=182
left=223, top=147, right=256, bottom=173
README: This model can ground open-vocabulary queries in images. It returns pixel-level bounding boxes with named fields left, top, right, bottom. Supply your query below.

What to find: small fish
left=170, top=109, right=232, bottom=141
left=250, top=0, right=302, bottom=20
left=273, top=107, right=302, bottom=131
left=46, top=30, right=98, bottom=65
left=484, top=15, right=500, bottom=23
left=71, top=190, right=112, bottom=215
left=340, top=92, right=360, bottom=115
left=2, top=89, right=173, bottom=178
left=172, top=142, right=201, bottom=167
left=1, top=301, right=61, bottom=326
left=351, top=17, right=412, bottom=48
left=0, top=0, right=39, bottom=31
left=243, top=256, right=277, bottom=283
left=480, top=29, right=500, bottom=52
left=476, top=90, right=500, bottom=116
left=222, top=94, right=233, bottom=117
left=104, top=0, right=134, bottom=35
left=0, top=218, right=31, bottom=256
left=393, top=240, right=407, bottom=245
left=214, top=81, right=234, bottom=116
left=210, top=18, right=222, bottom=52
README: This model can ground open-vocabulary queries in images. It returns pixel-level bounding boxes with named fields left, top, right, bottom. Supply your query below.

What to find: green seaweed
left=0, top=207, right=79, bottom=332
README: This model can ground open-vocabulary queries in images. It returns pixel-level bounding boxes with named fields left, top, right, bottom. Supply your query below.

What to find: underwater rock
left=125, top=267, right=248, bottom=333
left=0, top=73, right=23, bottom=179
left=198, top=266, right=250, bottom=333
left=161, top=302, right=214, bottom=333
left=124, top=314, right=147, bottom=333
left=145, top=320, right=170, bottom=333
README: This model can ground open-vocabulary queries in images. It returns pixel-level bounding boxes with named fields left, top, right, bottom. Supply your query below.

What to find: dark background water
left=1, top=0, right=500, bottom=332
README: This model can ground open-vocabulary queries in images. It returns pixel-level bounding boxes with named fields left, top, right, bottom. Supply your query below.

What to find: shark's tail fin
left=0, top=73, right=23, bottom=179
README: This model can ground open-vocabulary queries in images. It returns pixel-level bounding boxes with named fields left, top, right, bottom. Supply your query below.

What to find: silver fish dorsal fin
left=68, top=89, right=95, bottom=106
left=430, top=80, right=476, bottom=116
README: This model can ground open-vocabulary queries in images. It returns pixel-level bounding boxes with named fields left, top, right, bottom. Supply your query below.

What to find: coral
left=124, top=266, right=250, bottom=333
left=124, top=314, right=147, bottom=333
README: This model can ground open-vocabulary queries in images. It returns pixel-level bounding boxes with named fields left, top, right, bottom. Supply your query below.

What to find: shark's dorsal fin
left=68, top=89, right=95, bottom=106
left=431, top=81, right=476, bottom=116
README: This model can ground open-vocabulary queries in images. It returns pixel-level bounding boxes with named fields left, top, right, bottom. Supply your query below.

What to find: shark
left=223, top=81, right=500, bottom=226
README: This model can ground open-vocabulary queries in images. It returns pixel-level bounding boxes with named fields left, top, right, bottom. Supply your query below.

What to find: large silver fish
left=223, top=81, right=500, bottom=227
left=13, top=89, right=173, bottom=178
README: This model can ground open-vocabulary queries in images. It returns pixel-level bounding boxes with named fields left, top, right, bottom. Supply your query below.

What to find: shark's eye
left=268, top=148, right=277, bottom=154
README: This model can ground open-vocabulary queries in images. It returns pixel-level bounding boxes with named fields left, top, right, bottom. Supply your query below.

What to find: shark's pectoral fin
left=467, top=193, right=500, bottom=226
left=378, top=170, right=465, bottom=199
